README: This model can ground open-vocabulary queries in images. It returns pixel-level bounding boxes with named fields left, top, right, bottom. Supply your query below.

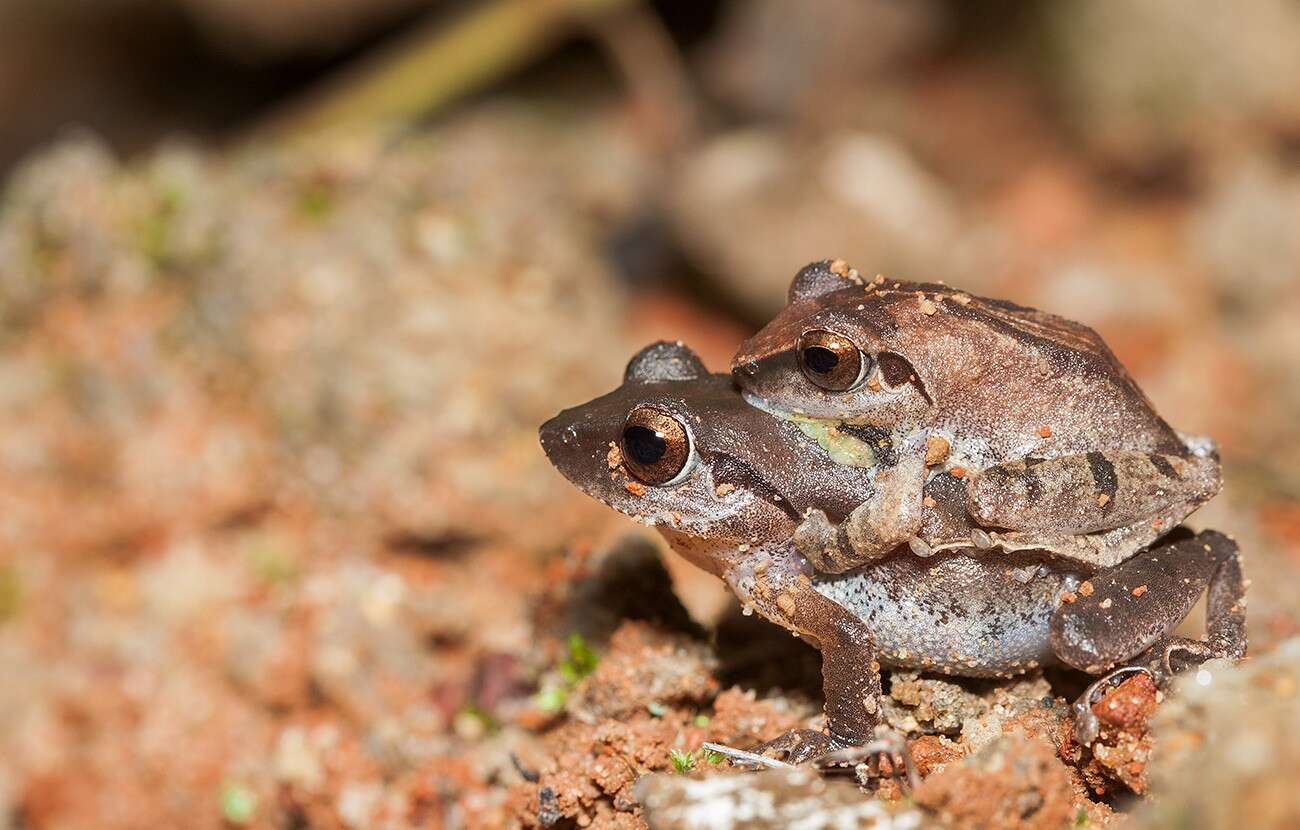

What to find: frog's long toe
left=815, top=729, right=919, bottom=792
left=1071, top=665, right=1156, bottom=745
left=746, top=729, right=835, bottom=766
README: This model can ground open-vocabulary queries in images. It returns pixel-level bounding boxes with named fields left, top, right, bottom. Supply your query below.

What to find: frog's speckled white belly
left=814, top=552, right=1083, bottom=678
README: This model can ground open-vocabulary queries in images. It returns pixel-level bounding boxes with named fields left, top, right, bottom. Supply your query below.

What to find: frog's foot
left=1071, top=637, right=1217, bottom=745
left=1071, top=665, right=1155, bottom=746
left=745, top=729, right=835, bottom=766
left=814, top=728, right=919, bottom=792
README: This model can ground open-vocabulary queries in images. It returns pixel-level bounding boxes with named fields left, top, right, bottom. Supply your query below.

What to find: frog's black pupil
left=623, top=426, right=667, bottom=465
left=803, top=346, right=839, bottom=375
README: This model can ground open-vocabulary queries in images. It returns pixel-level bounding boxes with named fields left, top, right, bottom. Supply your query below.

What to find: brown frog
left=540, top=341, right=1245, bottom=760
left=731, top=259, right=1222, bottom=575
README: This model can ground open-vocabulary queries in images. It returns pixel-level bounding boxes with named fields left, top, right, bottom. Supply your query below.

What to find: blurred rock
left=701, top=0, right=945, bottom=119
left=176, top=0, right=426, bottom=56
left=1187, top=156, right=1300, bottom=498
left=1128, top=640, right=1300, bottom=829
left=0, top=106, right=649, bottom=552
left=638, top=769, right=928, bottom=830
left=1041, top=0, right=1300, bottom=167
left=1192, top=157, right=1300, bottom=301
left=913, top=735, right=1075, bottom=830
left=670, top=129, right=989, bottom=318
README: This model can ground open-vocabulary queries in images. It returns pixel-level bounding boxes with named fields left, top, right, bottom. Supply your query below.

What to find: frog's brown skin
left=540, top=341, right=1246, bottom=761
left=732, top=259, right=1222, bottom=574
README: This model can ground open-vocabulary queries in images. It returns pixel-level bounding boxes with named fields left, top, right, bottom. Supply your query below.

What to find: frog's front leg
left=967, top=450, right=1220, bottom=537
left=1047, top=529, right=1246, bottom=742
left=725, top=543, right=883, bottom=761
left=794, top=435, right=929, bottom=573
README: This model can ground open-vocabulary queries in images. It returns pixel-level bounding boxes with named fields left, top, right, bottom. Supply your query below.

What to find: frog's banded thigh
left=966, top=450, right=1220, bottom=536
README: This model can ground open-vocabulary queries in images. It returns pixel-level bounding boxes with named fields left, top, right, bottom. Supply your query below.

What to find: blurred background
left=2, top=1, right=1299, bottom=827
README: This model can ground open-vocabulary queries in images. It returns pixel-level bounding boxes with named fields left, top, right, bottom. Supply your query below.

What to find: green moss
left=668, top=749, right=694, bottom=773
left=669, top=748, right=723, bottom=774
left=534, top=686, right=568, bottom=713
left=535, top=632, right=600, bottom=714
left=559, top=633, right=598, bottom=684
left=219, top=781, right=257, bottom=825
left=456, top=704, right=499, bottom=734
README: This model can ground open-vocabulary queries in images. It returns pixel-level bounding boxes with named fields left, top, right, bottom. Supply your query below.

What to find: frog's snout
left=538, top=413, right=572, bottom=457
left=539, top=410, right=590, bottom=484
left=732, top=358, right=759, bottom=379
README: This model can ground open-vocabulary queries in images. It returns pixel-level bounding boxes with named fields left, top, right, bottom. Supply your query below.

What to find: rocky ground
left=3, top=2, right=1300, bottom=829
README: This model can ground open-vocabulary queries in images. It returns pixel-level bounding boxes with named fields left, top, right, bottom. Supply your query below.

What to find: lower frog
left=540, top=342, right=1247, bottom=762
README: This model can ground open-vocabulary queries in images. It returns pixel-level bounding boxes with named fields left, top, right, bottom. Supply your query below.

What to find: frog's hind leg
left=724, top=543, right=884, bottom=763
left=1049, top=528, right=1245, bottom=672
left=1048, top=529, right=1246, bottom=743
left=967, top=450, right=1220, bottom=537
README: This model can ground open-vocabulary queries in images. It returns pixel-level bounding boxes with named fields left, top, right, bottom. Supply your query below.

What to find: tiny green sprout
left=456, top=704, right=499, bottom=735
left=535, top=686, right=568, bottom=713
left=647, top=702, right=667, bottom=718
left=246, top=536, right=299, bottom=586
left=220, top=781, right=257, bottom=825
left=698, top=748, right=725, bottom=766
left=1075, top=808, right=1090, bottom=827
left=668, top=749, right=695, bottom=774
left=559, top=633, right=599, bottom=685
left=693, top=714, right=710, bottom=728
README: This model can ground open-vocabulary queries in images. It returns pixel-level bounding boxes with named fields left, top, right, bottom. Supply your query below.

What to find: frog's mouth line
left=705, top=451, right=801, bottom=523
left=740, top=391, right=792, bottom=419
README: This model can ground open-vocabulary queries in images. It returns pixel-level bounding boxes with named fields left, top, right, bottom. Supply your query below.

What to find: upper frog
left=730, top=260, right=1221, bottom=573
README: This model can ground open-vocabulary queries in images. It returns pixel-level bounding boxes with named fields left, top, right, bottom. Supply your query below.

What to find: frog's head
left=730, top=260, right=949, bottom=426
left=541, top=341, right=865, bottom=545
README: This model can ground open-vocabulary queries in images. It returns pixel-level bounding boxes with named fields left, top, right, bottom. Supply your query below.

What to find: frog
left=730, top=259, right=1222, bottom=576
left=539, top=340, right=1246, bottom=761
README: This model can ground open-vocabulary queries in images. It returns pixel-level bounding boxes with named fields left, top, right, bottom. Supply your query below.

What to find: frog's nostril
left=735, top=359, right=759, bottom=378
left=540, top=416, right=580, bottom=454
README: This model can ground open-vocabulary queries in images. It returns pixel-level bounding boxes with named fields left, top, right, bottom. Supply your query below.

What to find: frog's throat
left=741, top=391, right=879, bottom=469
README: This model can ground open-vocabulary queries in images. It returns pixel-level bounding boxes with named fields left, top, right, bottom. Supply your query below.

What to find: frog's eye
left=621, top=406, right=694, bottom=485
left=797, top=329, right=867, bottom=392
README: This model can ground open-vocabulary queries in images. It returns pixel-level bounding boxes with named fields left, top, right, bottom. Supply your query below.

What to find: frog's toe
left=1071, top=665, right=1155, bottom=745
left=751, top=729, right=834, bottom=766
left=815, top=728, right=919, bottom=792
left=793, top=510, right=839, bottom=570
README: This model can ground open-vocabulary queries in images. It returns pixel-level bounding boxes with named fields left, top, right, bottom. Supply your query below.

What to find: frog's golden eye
left=621, top=406, right=693, bottom=485
left=797, top=329, right=867, bottom=391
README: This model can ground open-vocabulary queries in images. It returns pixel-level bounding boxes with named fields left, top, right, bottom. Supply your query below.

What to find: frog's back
left=873, top=285, right=1188, bottom=459
left=814, top=549, right=1082, bottom=678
